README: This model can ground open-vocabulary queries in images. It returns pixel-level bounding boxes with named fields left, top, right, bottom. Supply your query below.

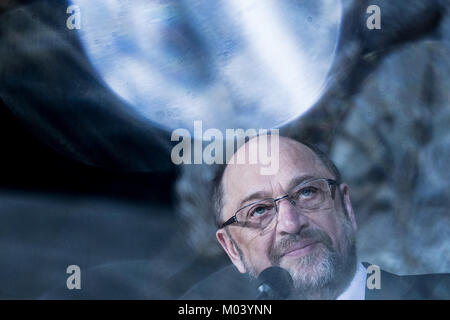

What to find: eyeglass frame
left=218, top=178, right=340, bottom=229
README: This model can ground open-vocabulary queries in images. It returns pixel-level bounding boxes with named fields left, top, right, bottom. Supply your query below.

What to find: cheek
left=308, top=211, right=343, bottom=249
left=238, top=230, right=274, bottom=274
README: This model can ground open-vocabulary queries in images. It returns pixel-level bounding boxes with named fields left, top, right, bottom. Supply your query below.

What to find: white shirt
left=336, top=262, right=367, bottom=300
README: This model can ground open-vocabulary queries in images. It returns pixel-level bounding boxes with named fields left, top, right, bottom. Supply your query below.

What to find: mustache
left=269, top=228, right=333, bottom=263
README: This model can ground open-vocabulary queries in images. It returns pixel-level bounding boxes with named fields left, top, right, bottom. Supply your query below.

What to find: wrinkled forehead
left=222, top=138, right=332, bottom=213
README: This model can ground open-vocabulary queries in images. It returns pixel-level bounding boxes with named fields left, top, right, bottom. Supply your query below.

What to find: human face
left=216, top=138, right=357, bottom=296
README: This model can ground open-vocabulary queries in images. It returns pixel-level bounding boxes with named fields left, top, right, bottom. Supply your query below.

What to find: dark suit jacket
left=181, top=262, right=450, bottom=300
left=362, top=262, right=450, bottom=300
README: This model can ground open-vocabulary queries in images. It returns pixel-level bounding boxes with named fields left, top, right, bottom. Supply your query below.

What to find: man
left=183, top=135, right=449, bottom=299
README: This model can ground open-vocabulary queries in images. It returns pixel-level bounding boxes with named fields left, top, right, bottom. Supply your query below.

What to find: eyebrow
left=236, top=174, right=317, bottom=210
left=285, top=174, right=317, bottom=191
left=236, top=191, right=273, bottom=211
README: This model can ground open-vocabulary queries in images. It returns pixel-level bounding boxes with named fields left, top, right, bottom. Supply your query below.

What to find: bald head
left=213, top=136, right=341, bottom=227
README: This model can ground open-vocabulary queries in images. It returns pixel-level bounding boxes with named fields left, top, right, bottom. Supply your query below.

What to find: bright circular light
left=71, top=0, right=342, bottom=133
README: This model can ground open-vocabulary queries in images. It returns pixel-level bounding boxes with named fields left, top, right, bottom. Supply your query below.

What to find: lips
left=282, top=240, right=320, bottom=257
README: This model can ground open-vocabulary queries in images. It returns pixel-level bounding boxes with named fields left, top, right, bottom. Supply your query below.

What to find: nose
left=275, top=198, right=309, bottom=235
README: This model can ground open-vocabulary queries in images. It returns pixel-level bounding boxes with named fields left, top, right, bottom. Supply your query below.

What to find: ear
left=339, top=183, right=357, bottom=231
left=216, top=229, right=247, bottom=273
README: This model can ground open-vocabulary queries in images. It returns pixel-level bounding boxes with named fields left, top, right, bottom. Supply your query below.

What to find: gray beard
left=288, top=236, right=357, bottom=300
left=243, top=219, right=357, bottom=300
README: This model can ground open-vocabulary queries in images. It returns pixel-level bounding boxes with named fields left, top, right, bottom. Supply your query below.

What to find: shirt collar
left=336, top=262, right=366, bottom=300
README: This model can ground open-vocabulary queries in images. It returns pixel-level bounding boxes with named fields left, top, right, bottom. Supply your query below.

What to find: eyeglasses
left=218, top=178, right=339, bottom=231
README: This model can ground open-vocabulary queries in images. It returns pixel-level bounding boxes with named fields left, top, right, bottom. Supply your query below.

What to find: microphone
left=256, top=266, right=294, bottom=300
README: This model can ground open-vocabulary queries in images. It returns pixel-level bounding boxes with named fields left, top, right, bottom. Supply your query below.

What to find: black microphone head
left=257, top=266, right=294, bottom=299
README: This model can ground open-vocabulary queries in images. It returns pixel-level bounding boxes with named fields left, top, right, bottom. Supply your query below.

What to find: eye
left=297, top=186, right=318, bottom=199
left=249, top=204, right=272, bottom=217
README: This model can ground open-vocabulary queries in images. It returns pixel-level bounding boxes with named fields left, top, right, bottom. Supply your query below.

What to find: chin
left=283, top=244, right=337, bottom=290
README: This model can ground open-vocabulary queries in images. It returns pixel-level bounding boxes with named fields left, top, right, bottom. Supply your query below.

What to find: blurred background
left=0, top=0, right=448, bottom=299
